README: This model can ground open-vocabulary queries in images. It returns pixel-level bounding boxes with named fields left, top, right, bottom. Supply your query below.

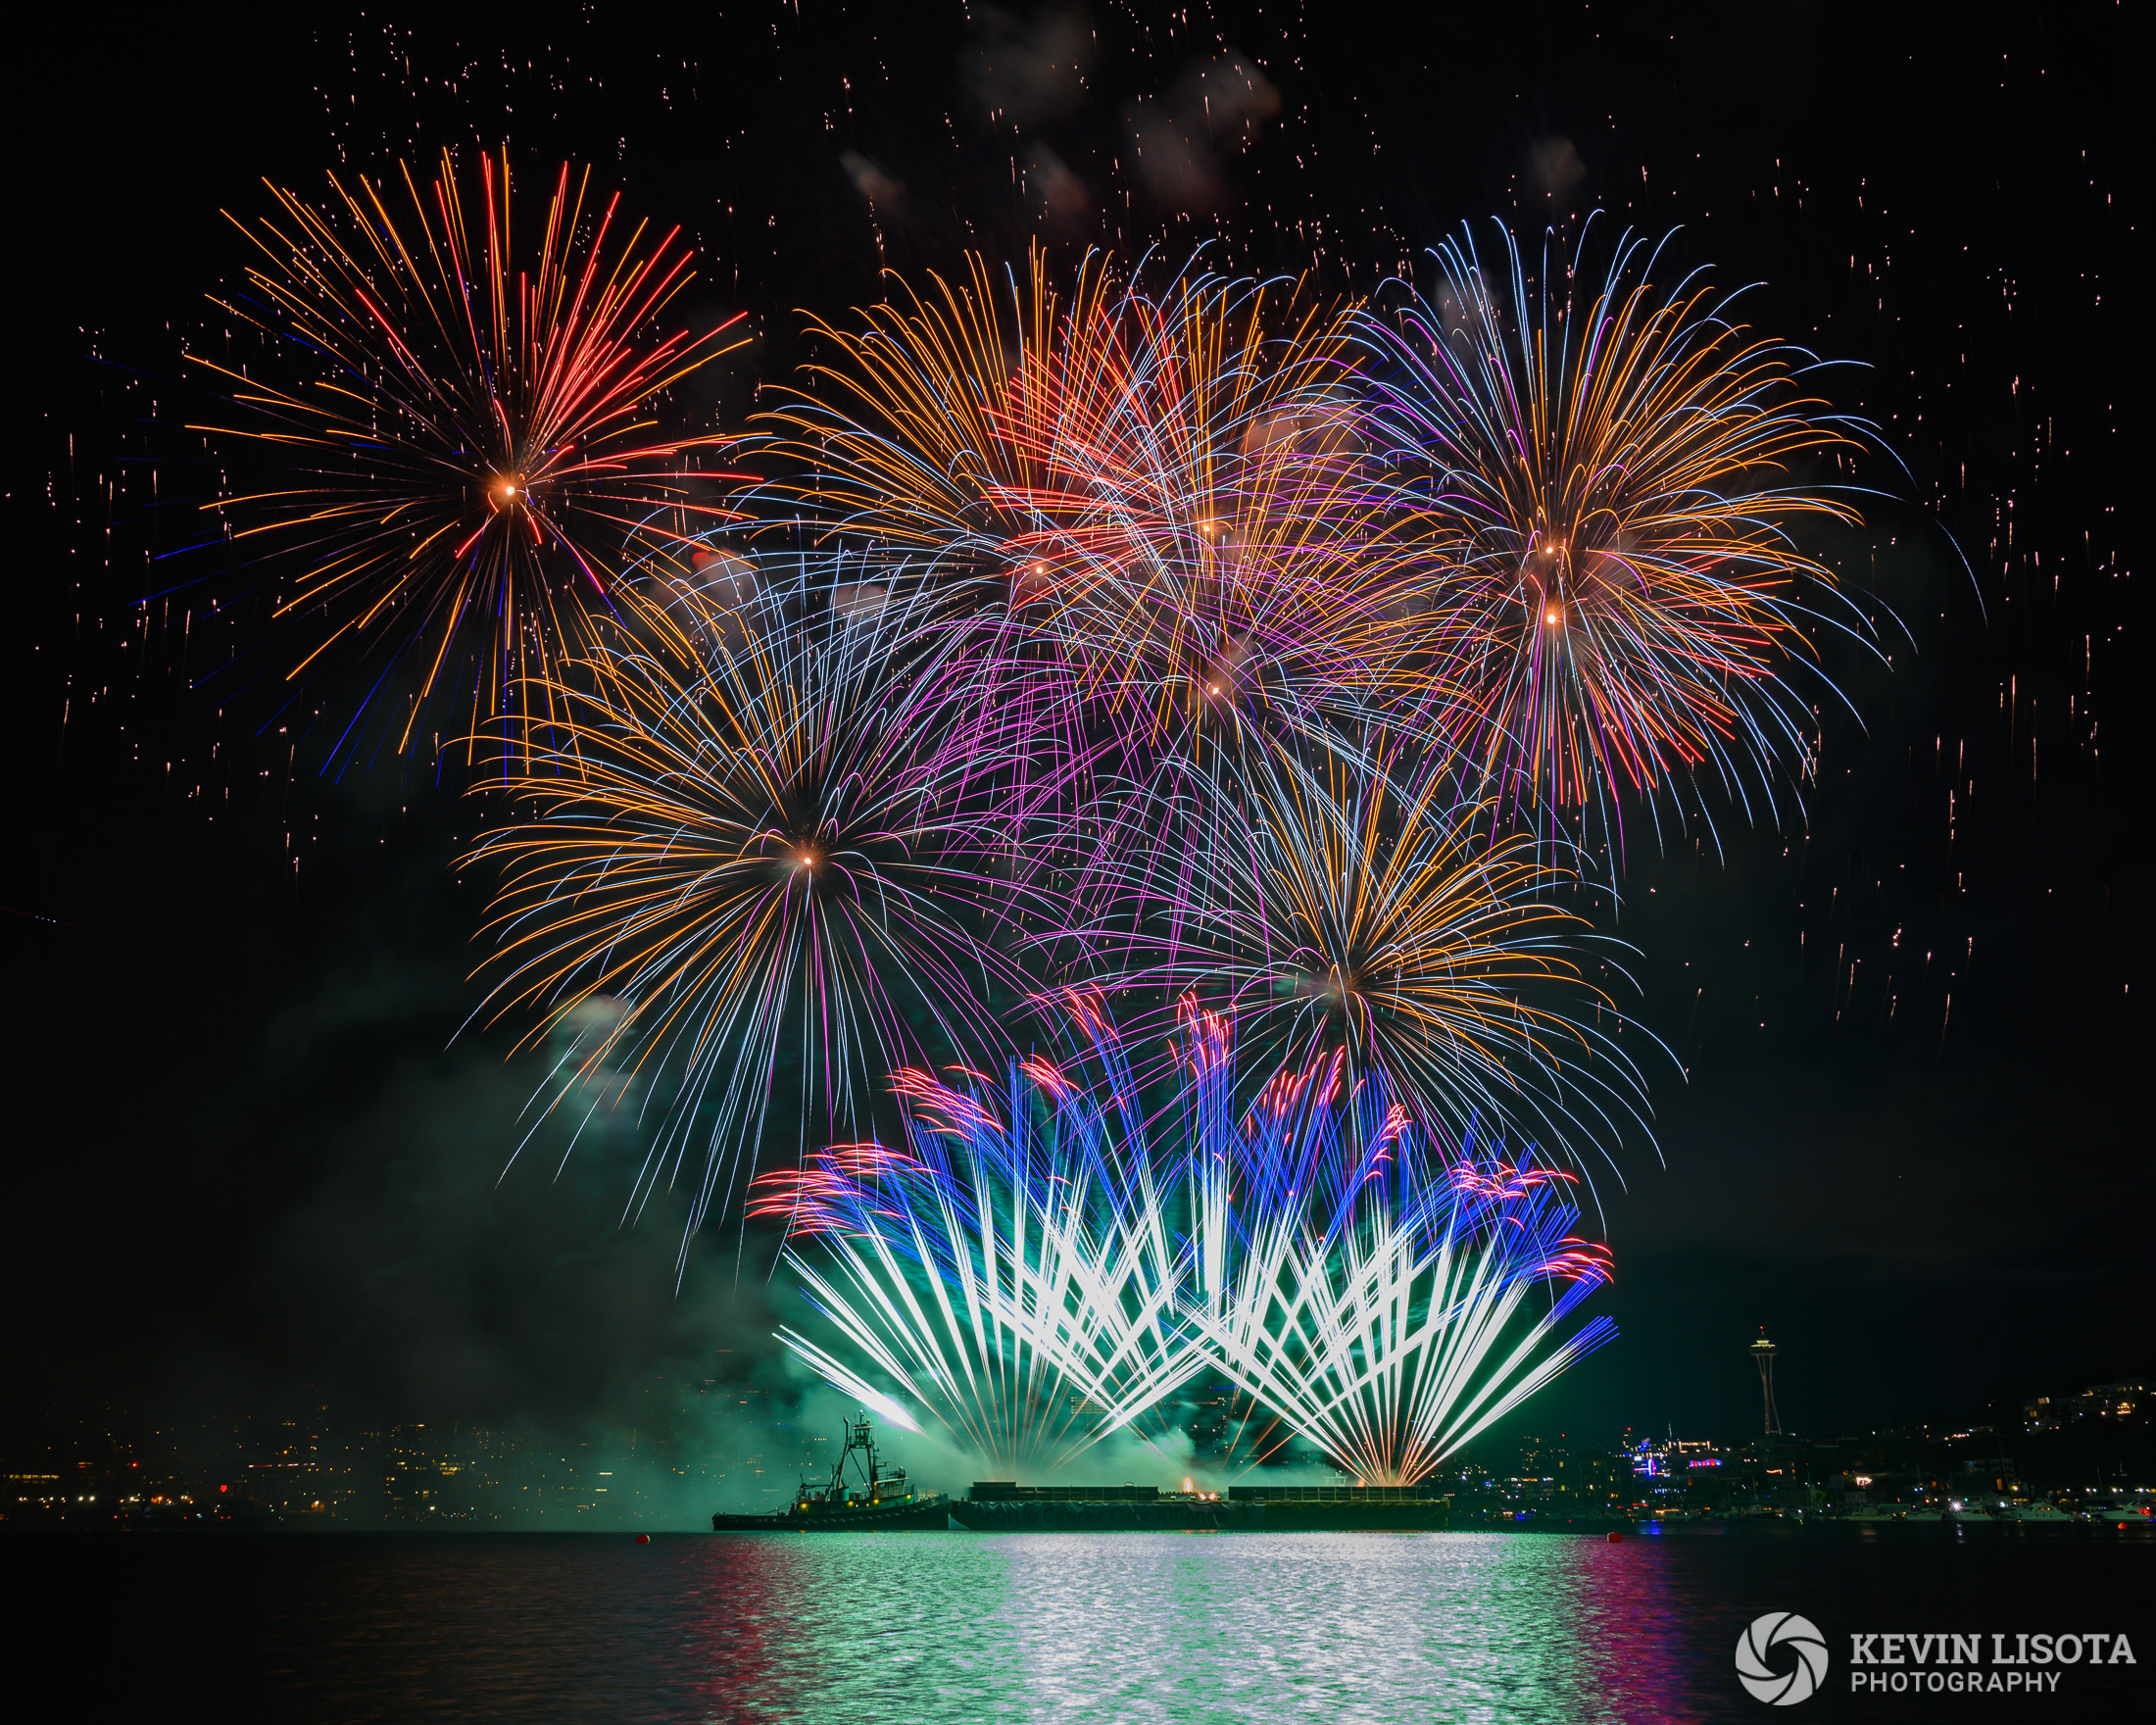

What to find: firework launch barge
left=952, top=1483, right=1450, bottom=1532
left=710, top=1416, right=1449, bottom=1533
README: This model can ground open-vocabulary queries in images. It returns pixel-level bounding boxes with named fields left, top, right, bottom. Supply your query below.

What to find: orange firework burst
left=1361, top=222, right=1866, bottom=834
left=192, top=146, right=749, bottom=764
left=759, top=250, right=1422, bottom=760
left=1116, top=745, right=1654, bottom=1168
left=464, top=570, right=1051, bottom=1267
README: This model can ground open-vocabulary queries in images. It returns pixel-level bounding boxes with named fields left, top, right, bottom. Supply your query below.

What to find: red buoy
left=635, top=1533, right=651, bottom=1544
left=1606, top=1530, right=1624, bottom=1543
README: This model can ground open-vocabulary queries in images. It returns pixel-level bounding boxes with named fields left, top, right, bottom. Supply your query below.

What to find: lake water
left=15, top=1525, right=2150, bottom=1721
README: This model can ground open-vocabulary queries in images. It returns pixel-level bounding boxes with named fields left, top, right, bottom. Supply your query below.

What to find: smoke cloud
left=1529, top=135, right=1587, bottom=201
left=962, top=5, right=1095, bottom=125
left=1123, top=50, right=1281, bottom=211
left=840, top=150, right=905, bottom=212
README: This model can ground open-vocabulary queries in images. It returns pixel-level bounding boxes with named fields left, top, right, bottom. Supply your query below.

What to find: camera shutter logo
left=1737, top=1612, right=1830, bottom=1705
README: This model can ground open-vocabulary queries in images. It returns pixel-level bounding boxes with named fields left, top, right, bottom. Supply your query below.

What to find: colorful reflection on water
left=24, top=1526, right=2152, bottom=1722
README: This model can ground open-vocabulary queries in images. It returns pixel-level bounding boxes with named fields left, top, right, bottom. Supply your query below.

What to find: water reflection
left=42, top=1526, right=2147, bottom=1722
left=694, top=1531, right=1694, bottom=1723
left=687, top=1536, right=812, bottom=1718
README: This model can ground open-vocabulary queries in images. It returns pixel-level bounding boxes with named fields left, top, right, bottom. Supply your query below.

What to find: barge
left=711, top=1416, right=1449, bottom=1532
left=949, top=1481, right=1449, bottom=1532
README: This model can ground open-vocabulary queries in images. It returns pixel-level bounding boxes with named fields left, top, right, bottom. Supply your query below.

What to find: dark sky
left=3, top=2, right=2139, bottom=1455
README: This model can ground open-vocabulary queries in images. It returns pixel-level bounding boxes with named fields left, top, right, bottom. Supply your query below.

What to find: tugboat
left=711, top=1412, right=948, bottom=1532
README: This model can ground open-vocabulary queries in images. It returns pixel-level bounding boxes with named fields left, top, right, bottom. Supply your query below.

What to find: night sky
left=4, top=3, right=2139, bottom=1459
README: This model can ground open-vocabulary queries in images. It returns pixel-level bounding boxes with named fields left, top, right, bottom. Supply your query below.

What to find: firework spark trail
left=1357, top=220, right=1871, bottom=855
left=764, top=998, right=1615, bottom=1483
left=466, top=559, right=1056, bottom=1277
left=1182, top=1014, right=1617, bottom=1484
left=753, top=1002, right=1203, bottom=1474
left=192, top=146, right=750, bottom=765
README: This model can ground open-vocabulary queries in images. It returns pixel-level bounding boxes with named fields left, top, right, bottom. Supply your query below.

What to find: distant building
left=2022, top=1380, right=2145, bottom=1433
left=1750, top=1332, right=1782, bottom=1434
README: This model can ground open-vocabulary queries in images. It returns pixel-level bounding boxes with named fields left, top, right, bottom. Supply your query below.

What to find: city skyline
left=12, top=1345, right=2146, bottom=1532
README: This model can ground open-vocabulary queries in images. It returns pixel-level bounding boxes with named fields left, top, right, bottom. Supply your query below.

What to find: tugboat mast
left=801, top=1411, right=906, bottom=1509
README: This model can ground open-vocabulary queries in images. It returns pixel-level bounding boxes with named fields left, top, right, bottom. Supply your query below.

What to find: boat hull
left=948, top=1497, right=1449, bottom=1532
left=949, top=1499, right=1261, bottom=1532
left=712, top=1497, right=951, bottom=1532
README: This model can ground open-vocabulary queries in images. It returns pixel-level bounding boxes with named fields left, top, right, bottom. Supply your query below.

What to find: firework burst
left=753, top=1001, right=1200, bottom=1473
left=761, top=997, right=1617, bottom=1484
left=1359, top=221, right=1866, bottom=843
left=1178, top=1007, right=1618, bottom=1485
left=1106, top=748, right=1653, bottom=1173
left=193, top=146, right=748, bottom=764
left=760, top=252, right=1424, bottom=798
left=466, top=564, right=1045, bottom=1271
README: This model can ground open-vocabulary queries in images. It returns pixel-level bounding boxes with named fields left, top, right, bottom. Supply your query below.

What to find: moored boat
left=711, top=1413, right=948, bottom=1532
left=2008, top=1502, right=2077, bottom=1522
left=2092, top=1497, right=2153, bottom=1526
